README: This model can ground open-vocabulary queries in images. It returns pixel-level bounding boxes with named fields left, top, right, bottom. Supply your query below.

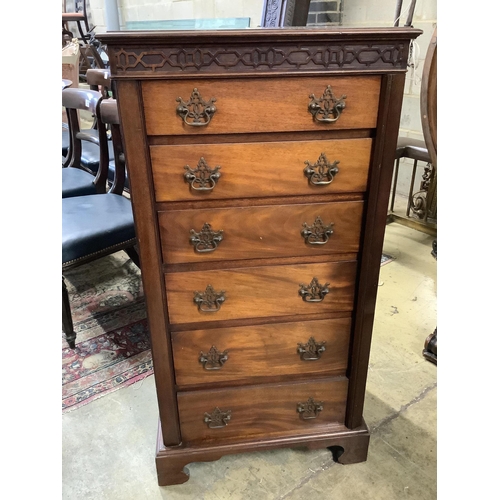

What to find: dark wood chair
left=85, top=70, right=130, bottom=192
left=62, top=87, right=111, bottom=198
left=62, top=71, right=114, bottom=172
left=387, top=135, right=436, bottom=236
left=261, top=0, right=311, bottom=27
left=62, top=98, right=140, bottom=348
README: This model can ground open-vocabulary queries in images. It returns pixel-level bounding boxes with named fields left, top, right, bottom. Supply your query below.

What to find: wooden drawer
left=150, top=138, right=372, bottom=202
left=159, top=201, right=364, bottom=264
left=165, top=261, right=357, bottom=325
left=172, top=318, right=351, bottom=387
left=177, top=377, right=348, bottom=444
left=142, top=76, right=380, bottom=135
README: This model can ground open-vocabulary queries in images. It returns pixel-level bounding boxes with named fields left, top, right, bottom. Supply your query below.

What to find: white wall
left=342, top=0, right=437, bottom=199
left=89, top=0, right=265, bottom=31
left=88, top=0, right=436, bottom=140
left=343, top=0, right=437, bottom=142
left=87, top=0, right=436, bottom=157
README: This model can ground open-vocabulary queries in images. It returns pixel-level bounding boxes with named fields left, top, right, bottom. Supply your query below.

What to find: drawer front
left=150, top=138, right=372, bottom=202
left=159, top=201, right=364, bottom=264
left=142, top=76, right=380, bottom=135
left=165, top=261, right=357, bottom=325
left=172, top=318, right=351, bottom=387
left=177, top=378, right=348, bottom=444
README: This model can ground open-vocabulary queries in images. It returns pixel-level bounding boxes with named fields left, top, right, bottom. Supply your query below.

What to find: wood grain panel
left=150, top=138, right=372, bottom=202
left=165, top=261, right=357, bottom=325
left=177, top=377, right=348, bottom=444
left=142, top=76, right=380, bottom=135
left=159, top=201, right=364, bottom=264
left=172, top=318, right=351, bottom=387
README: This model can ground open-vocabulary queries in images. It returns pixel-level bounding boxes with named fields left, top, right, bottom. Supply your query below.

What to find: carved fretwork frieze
left=110, top=42, right=408, bottom=76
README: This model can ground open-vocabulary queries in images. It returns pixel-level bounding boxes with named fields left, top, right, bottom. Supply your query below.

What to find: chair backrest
left=261, top=0, right=311, bottom=27
left=96, top=99, right=127, bottom=195
left=86, top=69, right=112, bottom=98
left=62, top=87, right=108, bottom=191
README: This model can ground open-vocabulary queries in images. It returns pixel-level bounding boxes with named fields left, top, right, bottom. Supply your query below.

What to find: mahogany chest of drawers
left=100, top=27, right=421, bottom=486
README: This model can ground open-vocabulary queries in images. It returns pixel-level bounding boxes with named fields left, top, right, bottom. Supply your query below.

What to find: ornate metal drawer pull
left=199, top=346, right=229, bottom=370
left=298, top=277, right=330, bottom=303
left=193, top=285, right=226, bottom=313
left=297, top=397, right=324, bottom=420
left=308, top=85, right=346, bottom=123
left=301, top=216, right=334, bottom=245
left=297, top=337, right=327, bottom=361
left=304, top=153, right=340, bottom=186
left=204, top=407, right=231, bottom=428
left=190, top=223, right=224, bottom=253
left=176, top=88, right=217, bottom=126
left=184, top=157, right=221, bottom=192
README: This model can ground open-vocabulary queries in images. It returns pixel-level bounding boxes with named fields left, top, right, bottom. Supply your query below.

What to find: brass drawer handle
left=193, top=285, right=226, bottom=313
left=184, top=157, right=221, bottom=192
left=297, top=337, right=327, bottom=361
left=190, top=223, right=224, bottom=253
left=199, top=346, right=229, bottom=370
left=204, top=407, right=231, bottom=428
left=298, top=277, right=330, bottom=303
left=297, top=397, right=324, bottom=420
left=176, top=88, right=217, bottom=126
left=301, top=216, right=334, bottom=245
left=308, top=85, right=346, bottom=123
left=304, top=153, right=339, bottom=186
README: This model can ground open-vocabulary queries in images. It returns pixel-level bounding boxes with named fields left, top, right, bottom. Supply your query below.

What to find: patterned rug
left=62, top=251, right=152, bottom=413
left=381, top=253, right=395, bottom=266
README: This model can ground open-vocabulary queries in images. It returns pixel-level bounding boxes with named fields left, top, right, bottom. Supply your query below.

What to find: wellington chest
left=99, top=27, right=421, bottom=486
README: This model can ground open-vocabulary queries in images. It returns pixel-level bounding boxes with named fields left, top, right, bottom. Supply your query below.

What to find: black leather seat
left=62, top=194, right=136, bottom=266
left=62, top=167, right=98, bottom=198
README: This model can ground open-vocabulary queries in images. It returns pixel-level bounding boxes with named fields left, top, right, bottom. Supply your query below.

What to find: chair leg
left=62, top=277, right=76, bottom=349
left=124, top=246, right=141, bottom=269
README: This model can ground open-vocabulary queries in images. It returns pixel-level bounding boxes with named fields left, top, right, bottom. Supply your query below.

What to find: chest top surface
left=99, top=27, right=422, bottom=80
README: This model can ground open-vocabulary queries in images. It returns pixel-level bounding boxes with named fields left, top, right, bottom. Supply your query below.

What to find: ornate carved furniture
left=99, top=26, right=421, bottom=486
left=386, top=136, right=437, bottom=236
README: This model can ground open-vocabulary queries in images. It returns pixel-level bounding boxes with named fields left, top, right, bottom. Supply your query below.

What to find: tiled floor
left=62, top=222, right=437, bottom=499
